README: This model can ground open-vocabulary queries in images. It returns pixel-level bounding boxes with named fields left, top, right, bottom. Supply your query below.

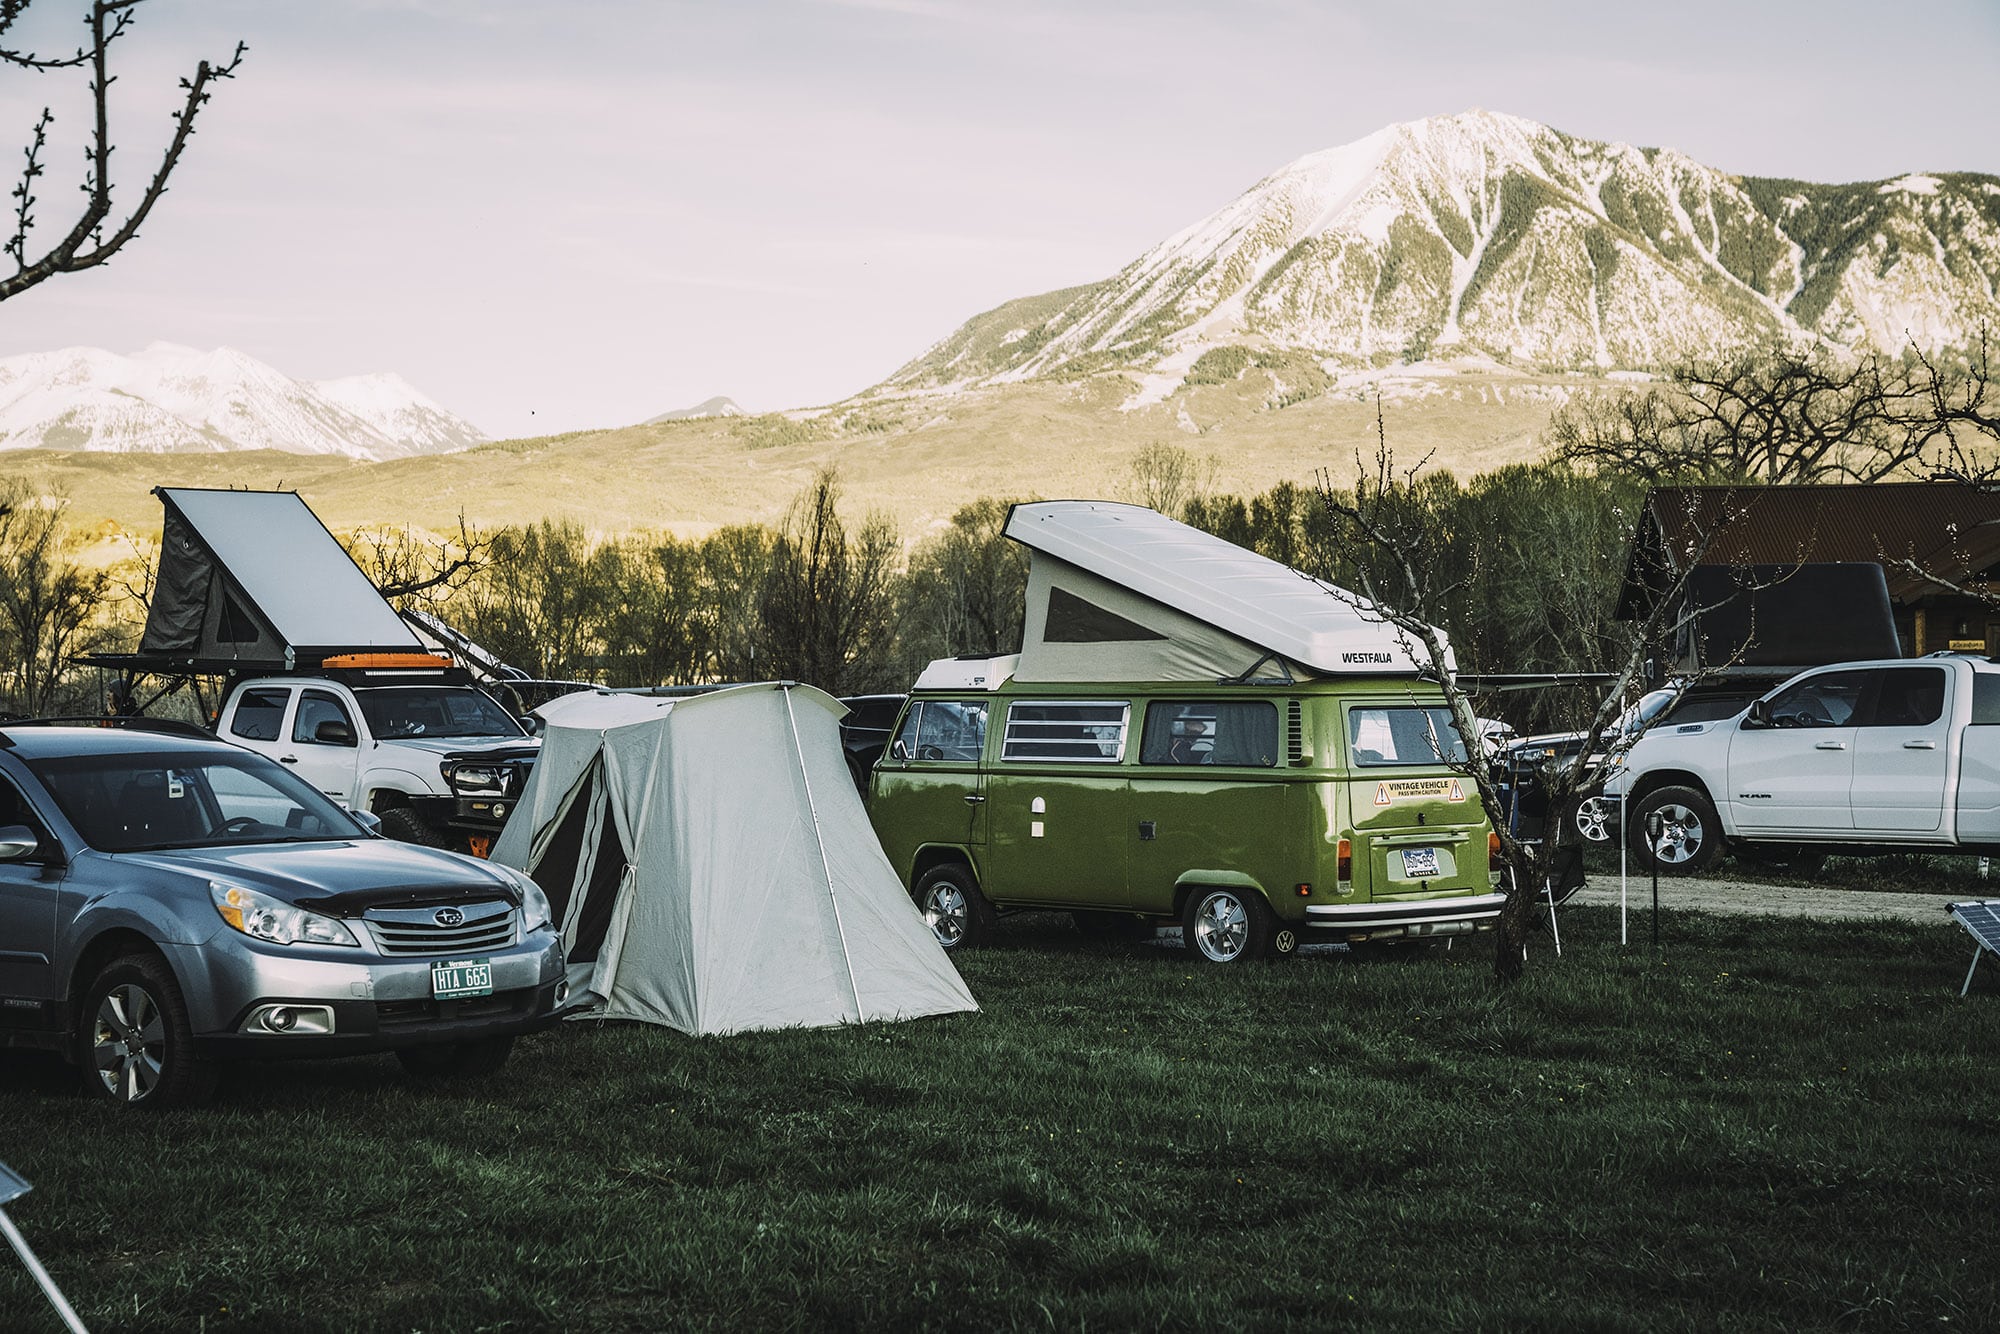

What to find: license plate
left=1400, top=847, right=1441, bottom=878
left=431, top=958, right=493, bottom=1000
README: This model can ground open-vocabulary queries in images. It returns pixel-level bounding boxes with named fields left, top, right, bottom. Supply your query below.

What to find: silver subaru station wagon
left=0, top=724, right=566, bottom=1108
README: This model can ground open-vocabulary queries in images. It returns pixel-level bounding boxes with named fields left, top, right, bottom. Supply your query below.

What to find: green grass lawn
left=3, top=907, right=1998, bottom=1332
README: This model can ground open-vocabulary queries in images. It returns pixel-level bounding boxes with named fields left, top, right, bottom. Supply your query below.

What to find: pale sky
left=1, top=0, right=1996, bottom=438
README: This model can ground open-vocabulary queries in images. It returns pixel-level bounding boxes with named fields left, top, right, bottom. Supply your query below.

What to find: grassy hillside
left=12, top=368, right=1579, bottom=544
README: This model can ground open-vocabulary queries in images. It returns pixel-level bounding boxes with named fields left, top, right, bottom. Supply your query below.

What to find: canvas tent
left=490, top=683, right=977, bottom=1036
left=1004, top=500, right=1443, bottom=682
left=135, top=487, right=426, bottom=671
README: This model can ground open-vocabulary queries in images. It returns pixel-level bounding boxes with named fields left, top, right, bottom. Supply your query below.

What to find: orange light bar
left=320, top=652, right=454, bottom=670
left=1337, top=837, right=1352, bottom=883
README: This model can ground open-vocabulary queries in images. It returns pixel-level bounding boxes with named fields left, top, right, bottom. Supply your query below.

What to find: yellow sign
left=1949, top=638, right=1987, bottom=651
left=1374, top=778, right=1467, bottom=804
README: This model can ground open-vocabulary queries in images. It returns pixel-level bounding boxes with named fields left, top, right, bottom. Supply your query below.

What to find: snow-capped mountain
left=0, top=343, right=486, bottom=460
left=645, top=395, right=743, bottom=423
left=890, top=110, right=2000, bottom=389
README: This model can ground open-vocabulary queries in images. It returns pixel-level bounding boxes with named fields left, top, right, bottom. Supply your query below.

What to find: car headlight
left=445, top=762, right=506, bottom=797
left=486, top=862, right=553, bottom=933
left=210, top=881, right=360, bottom=948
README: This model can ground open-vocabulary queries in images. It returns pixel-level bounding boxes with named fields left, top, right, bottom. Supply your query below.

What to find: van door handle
left=1904, top=740, right=1938, bottom=749
left=963, top=794, right=985, bottom=805
left=1813, top=741, right=1846, bottom=750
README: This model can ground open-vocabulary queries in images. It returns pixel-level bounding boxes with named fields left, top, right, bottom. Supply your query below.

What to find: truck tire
left=1628, top=785, right=1723, bottom=875
left=378, top=806, right=451, bottom=849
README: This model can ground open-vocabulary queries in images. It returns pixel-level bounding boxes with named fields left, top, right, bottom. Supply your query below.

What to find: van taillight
left=1488, top=831, right=1501, bottom=864
left=1337, top=837, right=1351, bottom=884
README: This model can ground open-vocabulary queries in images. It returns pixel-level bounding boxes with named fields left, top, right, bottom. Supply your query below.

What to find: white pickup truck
left=213, top=671, right=539, bottom=855
left=1604, top=654, right=2000, bottom=874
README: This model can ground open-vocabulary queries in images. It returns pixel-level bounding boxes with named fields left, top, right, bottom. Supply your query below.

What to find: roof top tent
left=1001, top=500, right=1445, bottom=684
left=135, top=487, right=425, bottom=673
left=1669, top=563, right=1902, bottom=675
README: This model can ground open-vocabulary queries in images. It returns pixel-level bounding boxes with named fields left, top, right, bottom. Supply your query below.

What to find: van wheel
left=914, top=863, right=989, bottom=951
left=79, top=954, right=216, bottom=1108
left=1182, top=887, right=1273, bottom=965
left=398, top=1035, right=515, bottom=1079
left=1628, top=785, right=1722, bottom=875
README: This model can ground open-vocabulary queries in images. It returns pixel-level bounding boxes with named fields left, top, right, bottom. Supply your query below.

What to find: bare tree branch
left=0, top=1, right=245, bottom=302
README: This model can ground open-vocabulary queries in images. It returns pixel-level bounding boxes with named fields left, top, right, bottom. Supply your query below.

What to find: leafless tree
left=1550, top=345, right=1928, bottom=486
left=2, top=0, right=244, bottom=301
left=756, top=467, right=902, bottom=695
left=1319, top=410, right=1741, bottom=982
left=1911, top=326, right=2000, bottom=485
left=346, top=515, right=490, bottom=608
left=1123, top=441, right=1216, bottom=520
left=0, top=480, right=110, bottom=714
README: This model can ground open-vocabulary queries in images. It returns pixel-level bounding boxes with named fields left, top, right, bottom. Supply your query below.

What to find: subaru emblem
left=435, top=907, right=465, bottom=928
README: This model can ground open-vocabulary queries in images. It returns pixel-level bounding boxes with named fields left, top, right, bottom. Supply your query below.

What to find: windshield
left=355, top=687, right=524, bottom=740
left=27, top=749, right=367, bottom=853
left=1616, top=688, right=1680, bottom=737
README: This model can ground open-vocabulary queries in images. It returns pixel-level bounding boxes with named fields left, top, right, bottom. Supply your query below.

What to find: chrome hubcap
left=92, top=984, right=165, bottom=1102
left=923, top=883, right=968, bottom=946
left=1651, top=803, right=1704, bottom=864
left=1193, top=892, right=1248, bottom=962
left=1575, top=797, right=1612, bottom=843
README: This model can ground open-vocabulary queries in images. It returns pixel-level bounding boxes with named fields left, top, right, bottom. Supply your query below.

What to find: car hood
left=371, top=736, right=538, bottom=759
left=107, top=838, right=522, bottom=912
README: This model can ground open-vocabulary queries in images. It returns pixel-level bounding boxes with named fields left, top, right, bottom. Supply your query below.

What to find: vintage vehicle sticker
left=1373, top=778, right=1466, bottom=805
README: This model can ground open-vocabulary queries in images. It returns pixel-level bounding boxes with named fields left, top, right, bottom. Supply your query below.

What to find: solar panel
left=1947, top=900, right=2000, bottom=997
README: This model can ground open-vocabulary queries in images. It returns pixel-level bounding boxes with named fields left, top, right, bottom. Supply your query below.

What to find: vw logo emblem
left=434, top=907, right=465, bottom=928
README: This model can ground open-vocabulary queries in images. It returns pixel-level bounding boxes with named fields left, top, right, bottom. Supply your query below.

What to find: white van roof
left=1003, top=501, right=1437, bottom=680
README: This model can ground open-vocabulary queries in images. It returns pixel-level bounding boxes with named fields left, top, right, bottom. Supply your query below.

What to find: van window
left=1139, top=701, right=1279, bottom=767
left=1001, top=701, right=1130, bottom=763
left=895, top=700, right=989, bottom=762
left=229, top=687, right=290, bottom=742
left=1348, top=707, right=1466, bottom=767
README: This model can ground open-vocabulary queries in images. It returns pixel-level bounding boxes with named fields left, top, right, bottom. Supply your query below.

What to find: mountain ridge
left=885, top=110, right=2000, bottom=394
left=0, top=342, right=487, bottom=460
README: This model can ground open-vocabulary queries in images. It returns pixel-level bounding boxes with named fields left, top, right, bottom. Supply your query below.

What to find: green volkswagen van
left=865, top=501, right=1506, bottom=965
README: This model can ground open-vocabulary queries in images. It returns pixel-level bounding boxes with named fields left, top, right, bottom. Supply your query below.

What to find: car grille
left=364, top=900, right=518, bottom=956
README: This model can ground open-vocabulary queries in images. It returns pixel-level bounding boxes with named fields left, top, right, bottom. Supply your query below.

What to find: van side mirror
left=1745, top=699, right=1771, bottom=728
left=890, top=738, right=910, bottom=761
left=315, top=719, right=357, bottom=746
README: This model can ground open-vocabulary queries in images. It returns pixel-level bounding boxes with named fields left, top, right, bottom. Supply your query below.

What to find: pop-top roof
left=1004, top=501, right=1431, bottom=677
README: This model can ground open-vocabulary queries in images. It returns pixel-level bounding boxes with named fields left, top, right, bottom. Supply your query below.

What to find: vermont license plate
left=431, top=958, right=493, bottom=1000
left=1400, top=847, right=1441, bottom=878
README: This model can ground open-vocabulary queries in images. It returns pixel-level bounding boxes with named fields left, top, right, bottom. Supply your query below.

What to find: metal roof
left=1004, top=500, right=1434, bottom=675
left=1620, top=483, right=2000, bottom=617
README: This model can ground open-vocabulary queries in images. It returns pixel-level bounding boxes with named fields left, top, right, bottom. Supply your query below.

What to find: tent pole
left=784, top=687, right=864, bottom=1021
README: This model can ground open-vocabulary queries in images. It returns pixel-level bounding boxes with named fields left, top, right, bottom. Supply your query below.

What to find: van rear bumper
left=1304, top=892, right=1507, bottom=933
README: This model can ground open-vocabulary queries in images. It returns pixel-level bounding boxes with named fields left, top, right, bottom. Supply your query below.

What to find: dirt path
left=1568, top=874, right=1977, bottom=924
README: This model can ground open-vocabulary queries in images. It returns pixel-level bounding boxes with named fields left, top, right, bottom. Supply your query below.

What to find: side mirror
left=350, top=810, right=383, bottom=835
left=890, top=738, right=910, bottom=761
left=315, top=719, right=357, bottom=746
left=1745, top=699, right=1771, bottom=728
left=0, top=823, right=42, bottom=861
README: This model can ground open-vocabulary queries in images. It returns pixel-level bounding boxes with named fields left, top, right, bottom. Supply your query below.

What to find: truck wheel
left=1573, top=796, right=1615, bottom=844
left=378, top=806, right=451, bottom=849
left=1182, top=886, right=1273, bottom=964
left=1629, top=785, right=1722, bottom=875
left=913, top=863, right=990, bottom=951
left=78, top=953, right=216, bottom=1108
left=397, top=1035, right=515, bottom=1079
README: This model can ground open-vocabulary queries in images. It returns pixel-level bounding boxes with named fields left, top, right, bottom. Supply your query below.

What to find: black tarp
left=1672, top=563, right=1900, bottom=672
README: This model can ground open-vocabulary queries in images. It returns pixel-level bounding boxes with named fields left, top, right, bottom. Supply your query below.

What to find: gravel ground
left=1568, top=873, right=1981, bottom=924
